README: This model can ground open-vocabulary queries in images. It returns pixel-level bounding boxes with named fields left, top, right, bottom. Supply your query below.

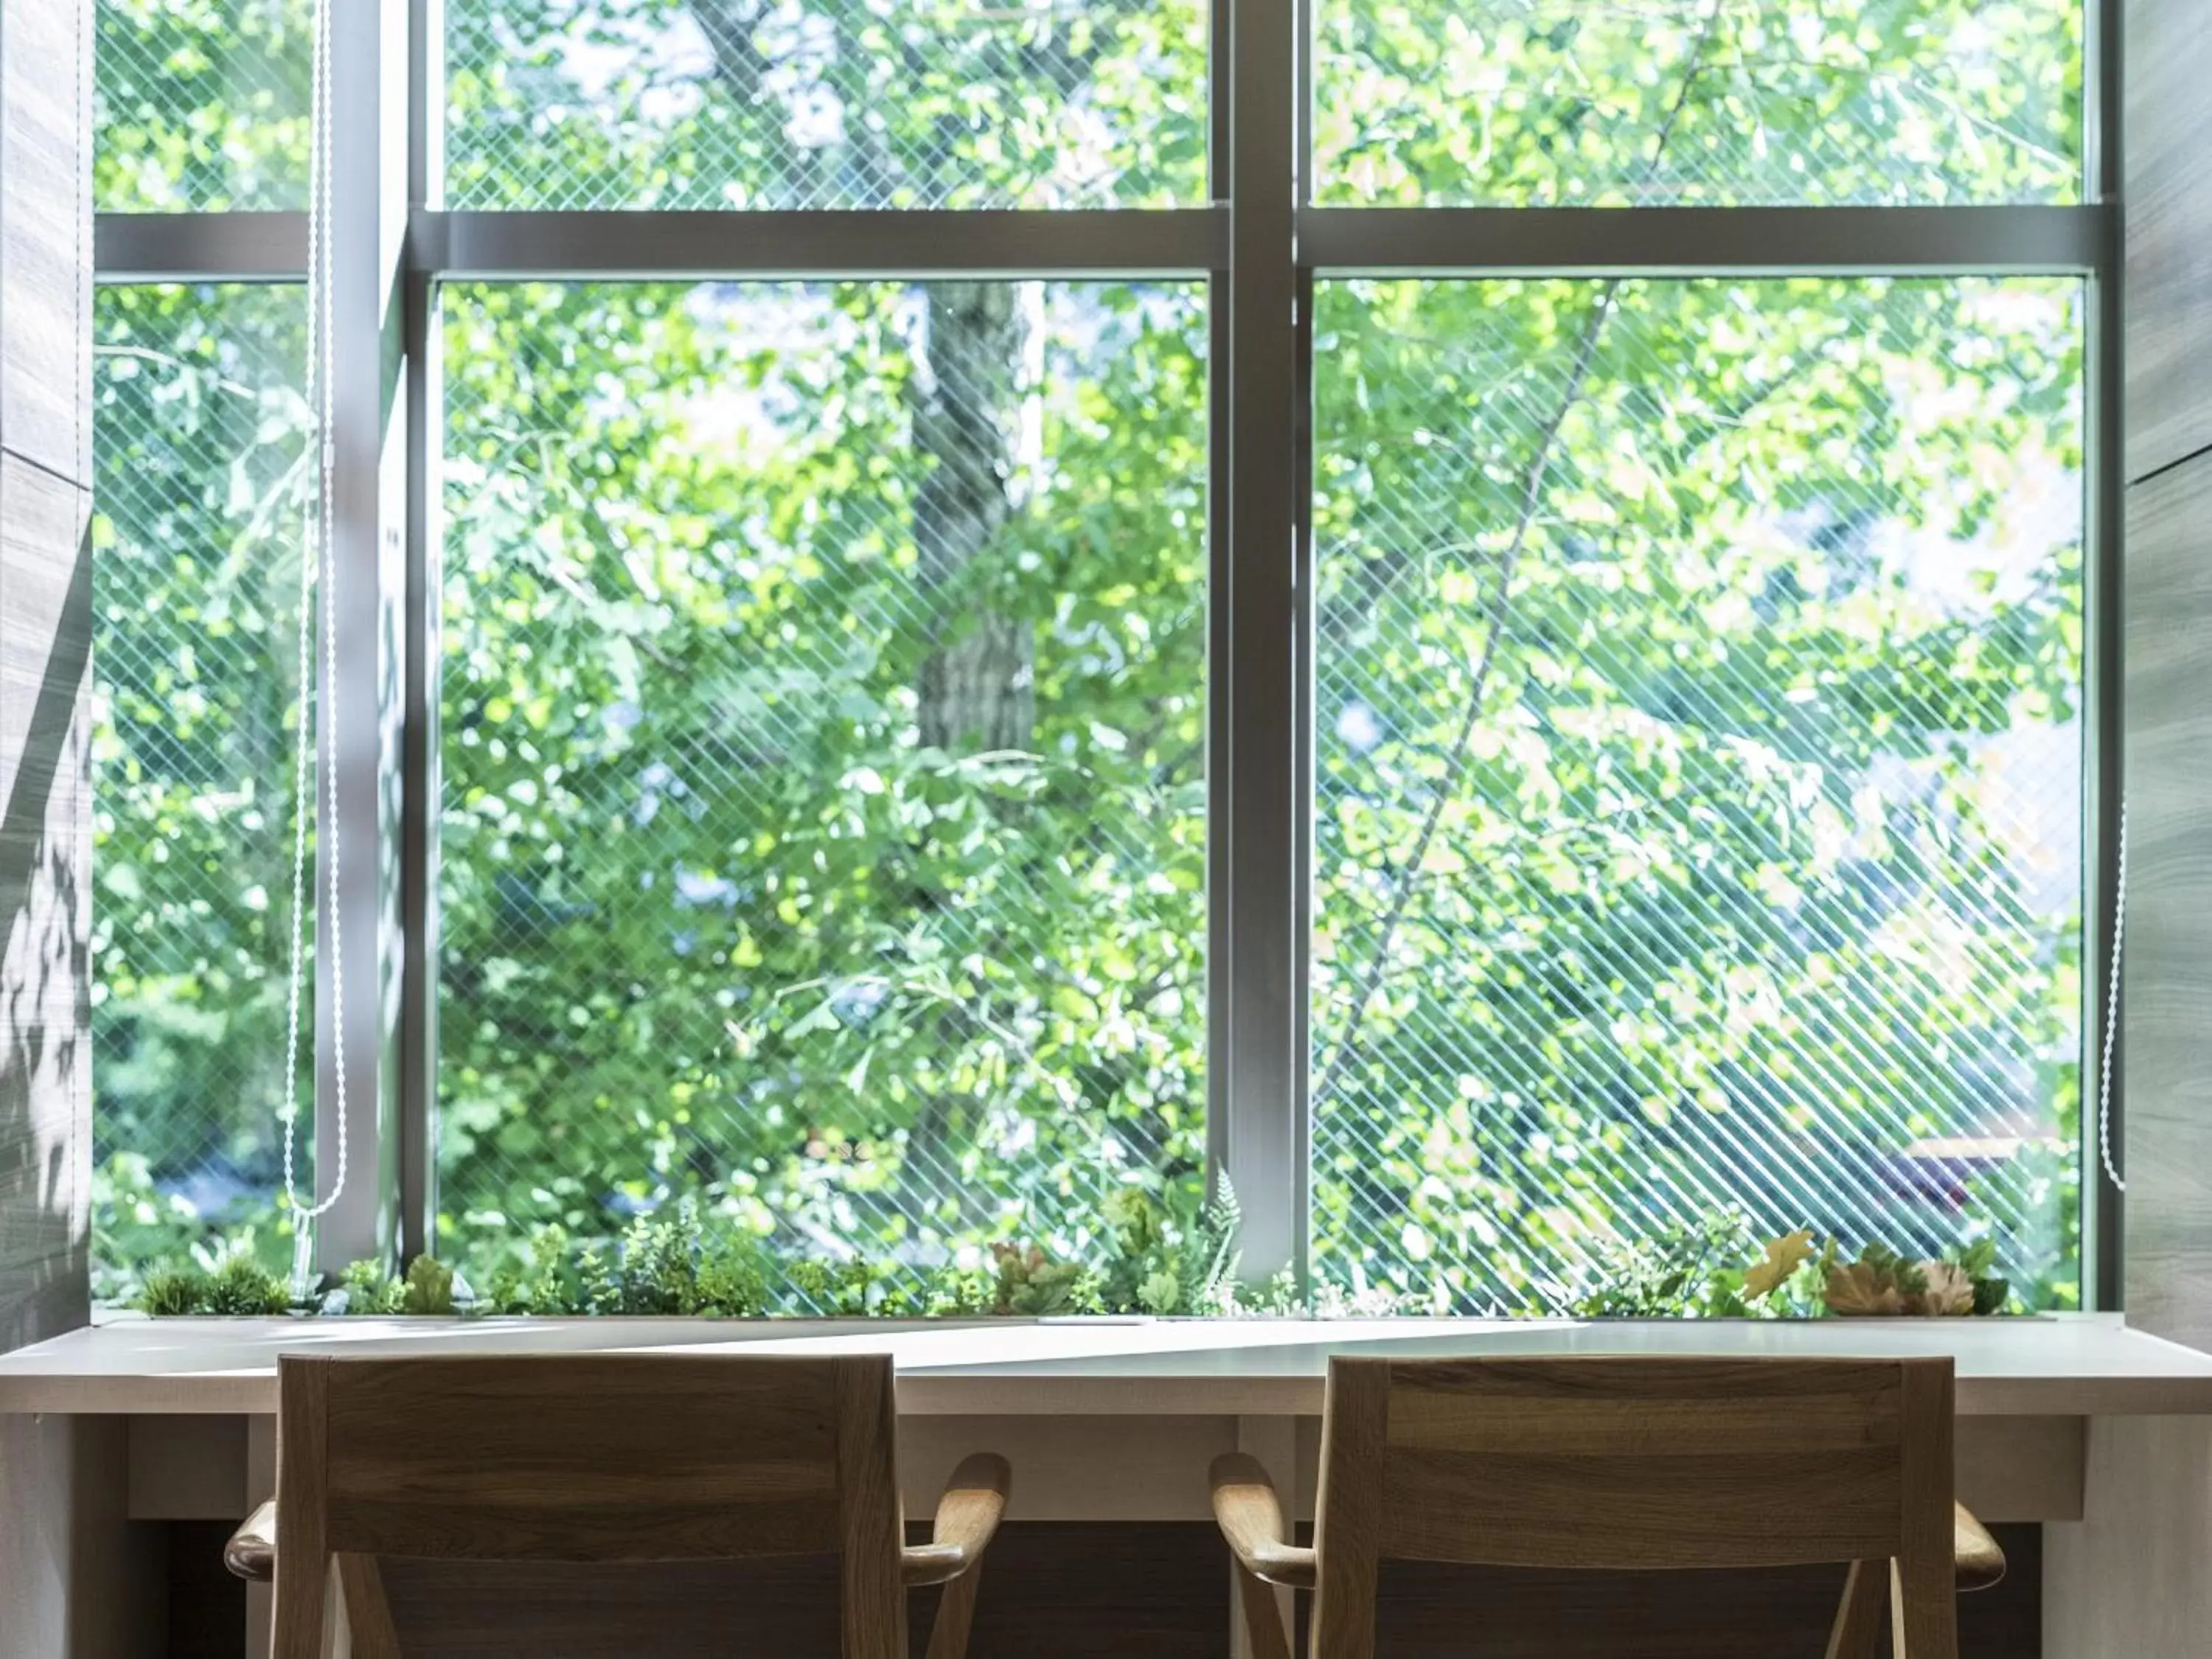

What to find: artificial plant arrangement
left=328, top=1253, right=459, bottom=1316
left=1569, top=1214, right=2014, bottom=1319
left=136, top=1253, right=293, bottom=1318
left=127, top=1175, right=1387, bottom=1320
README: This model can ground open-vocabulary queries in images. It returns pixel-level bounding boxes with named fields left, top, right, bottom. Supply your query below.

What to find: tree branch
left=1310, top=0, right=1728, bottom=1113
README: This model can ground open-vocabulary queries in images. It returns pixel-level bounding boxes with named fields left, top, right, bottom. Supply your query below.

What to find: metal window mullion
left=396, top=0, right=444, bottom=1264
left=1287, top=0, right=1316, bottom=1290
left=1221, top=0, right=1301, bottom=1280
left=1204, top=0, right=1234, bottom=1202
left=314, top=0, right=410, bottom=1271
left=2084, top=0, right=2126, bottom=1311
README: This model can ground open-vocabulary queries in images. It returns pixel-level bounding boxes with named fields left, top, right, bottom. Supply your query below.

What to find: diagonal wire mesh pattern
left=96, top=0, right=313, bottom=213
left=1310, top=277, right=2085, bottom=1312
left=1317, top=0, right=2081, bottom=207
left=442, top=0, right=1207, bottom=211
left=91, top=284, right=313, bottom=1298
left=437, top=282, right=1208, bottom=1283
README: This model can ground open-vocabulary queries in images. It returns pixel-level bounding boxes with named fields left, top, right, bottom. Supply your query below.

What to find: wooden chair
left=224, top=1352, right=1010, bottom=1659
left=1209, top=1356, right=2006, bottom=1659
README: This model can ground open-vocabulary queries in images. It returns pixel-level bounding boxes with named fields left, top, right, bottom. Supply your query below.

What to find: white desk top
left=4, top=1312, right=2211, bottom=1417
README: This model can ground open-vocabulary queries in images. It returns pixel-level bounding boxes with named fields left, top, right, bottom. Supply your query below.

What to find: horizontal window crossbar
left=95, top=212, right=310, bottom=283
left=98, top=209, right=1231, bottom=282
left=97, top=204, right=2111, bottom=285
left=1299, top=204, right=2111, bottom=276
left=422, top=209, right=1231, bottom=279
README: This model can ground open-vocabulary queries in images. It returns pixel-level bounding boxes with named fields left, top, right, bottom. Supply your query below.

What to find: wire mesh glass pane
left=1315, top=1, right=2082, bottom=206
left=92, top=284, right=313, bottom=1301
left=438, top=281, right=1208, bottom=1281
left=97, top=0, right=313, bottom=212
left=442, top=0, right=1207, bottom=210
left=1310, top=277, right=2084, bottom=1312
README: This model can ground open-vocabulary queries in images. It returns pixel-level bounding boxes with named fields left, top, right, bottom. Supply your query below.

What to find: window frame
left=91, top=0, right=2127, bottom=1304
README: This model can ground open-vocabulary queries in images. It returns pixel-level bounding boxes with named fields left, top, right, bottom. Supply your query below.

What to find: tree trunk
left=911, top=282, right=1030, bottom=753
left=689, top=4, right=1032, bottom=754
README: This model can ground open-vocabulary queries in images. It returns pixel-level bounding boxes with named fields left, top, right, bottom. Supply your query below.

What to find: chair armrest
left=1954, top=1501, right=2005, bottom=1592
left=902, top=1453, right=1012, bottom=1587
left=226, top=1499, right=277, bottom=1583
left=1209, top=1454, right=1316, bottom=1590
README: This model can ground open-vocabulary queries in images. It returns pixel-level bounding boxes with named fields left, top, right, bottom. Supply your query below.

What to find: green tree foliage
left=91, top=282, right=310, bottom=1298
left=434, top=277, right=1208, bottom=1287
left=1309, top=276, right=2083, bottom=1312
left=1318, top=0, right=2081, bottom=207
left=91, top=0, right=2085, bottom=1312
left=96, top=0, right=313, bottom=212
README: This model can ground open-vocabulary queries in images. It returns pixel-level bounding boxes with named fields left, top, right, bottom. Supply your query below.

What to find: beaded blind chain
left=2098, top=799, right=2127, bottom=1196
left=282, top=0, right=349, bottom=1293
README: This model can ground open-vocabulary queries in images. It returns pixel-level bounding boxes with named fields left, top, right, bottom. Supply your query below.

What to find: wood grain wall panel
left=0, top=2, right=97, bottom=1652
left=0, top=451, right=90, bottom=1357
left=0, top=1414, right=164, bottom=1659
left=2047, top=1418, right=2212, bottom=1659
left=0, top=0, right=92, bottom=487
left=2123, top=452, right=2212, bottom=1348
left=2125, top=0, right=2212, bottom=481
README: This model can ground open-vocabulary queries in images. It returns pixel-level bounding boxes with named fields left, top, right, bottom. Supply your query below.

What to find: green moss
left=138, top=1265, right=211, bottom=1317
left=201, top=1256, right=293, bottom=1316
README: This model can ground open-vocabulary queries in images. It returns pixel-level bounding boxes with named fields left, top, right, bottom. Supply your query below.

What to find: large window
left=1310, top=277, right=2084, bottom=1309
left=90, top=282, right=309, bottom=1295
left=89, top=0, right=2112, bottom=1312
left=437, top=280, right=1208, bottom=1273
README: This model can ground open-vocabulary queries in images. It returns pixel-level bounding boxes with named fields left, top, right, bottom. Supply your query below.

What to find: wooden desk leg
left=1232, top=1416, right=1301, bottom=1659
left=2047, top=1416, right=2212, bottom=1659
left=246, top=1413, right=276, bottom=1659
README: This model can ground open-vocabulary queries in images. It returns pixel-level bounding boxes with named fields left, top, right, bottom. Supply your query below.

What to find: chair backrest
left=1310, top=1355, right=1957, bottom=1659
left=272, top=1352, right=905, bottom=1659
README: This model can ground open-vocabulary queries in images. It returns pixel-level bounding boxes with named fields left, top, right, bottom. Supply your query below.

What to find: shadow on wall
left=1, top=513, right=94, bottom=1354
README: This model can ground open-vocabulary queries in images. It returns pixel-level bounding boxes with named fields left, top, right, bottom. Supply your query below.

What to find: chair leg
left=1234, top=1562, right=1294, bottom=1659
left=924, top=1564, right=984, bottom=1659
left=271, top=1551, right=333, bottom=1659
left=1824, top=1559, right=1886, bottom=1659
left=335, top=1556, right=403, bottom=1659
left=1889, top=1555, right=1961, bottom=1659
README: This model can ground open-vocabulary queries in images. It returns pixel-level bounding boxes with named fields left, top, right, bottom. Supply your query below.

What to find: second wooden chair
left=1211, top=1354, right=2005, bottom=1659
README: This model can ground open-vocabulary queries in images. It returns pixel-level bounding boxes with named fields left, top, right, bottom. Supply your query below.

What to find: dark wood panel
left=379, top=1554, right=848, bottom=1658
left=166, top=1522, right=249, bottom=1659
left=168, top=1522, right=1231, bottom=1659
left=912, top=1523, right=1231, bottom=1659
left=1301, top=1526, right=2041, bottom=1659
left=2123, top=453, right=2212, bottom=1348
left=2126, top=0, right=2212, bottom=480
left=165, top=1519, right=2045, bottom=1658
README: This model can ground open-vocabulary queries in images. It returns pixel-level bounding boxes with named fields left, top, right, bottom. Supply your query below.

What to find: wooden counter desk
left=3, top=1314, right=2207, bottom=1656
